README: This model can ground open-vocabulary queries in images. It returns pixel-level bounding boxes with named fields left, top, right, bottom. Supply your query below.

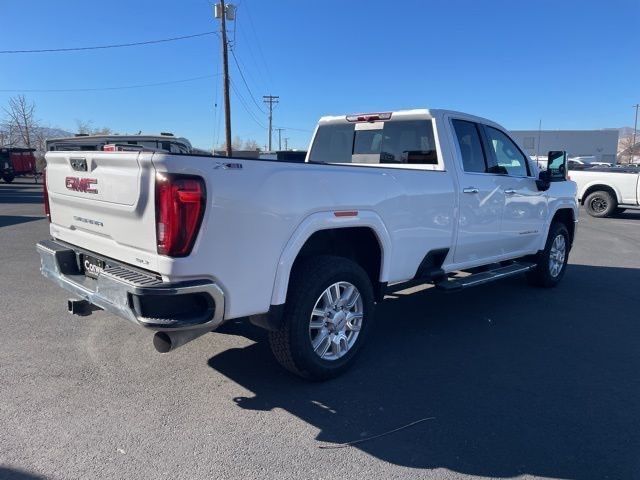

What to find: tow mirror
left=547, top=150, right=568, bottom=181
left=536, top=169, right=551, bottom=191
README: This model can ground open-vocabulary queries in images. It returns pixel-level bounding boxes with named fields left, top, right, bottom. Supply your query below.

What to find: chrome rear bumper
left=36, top=239, right=225, bottom=331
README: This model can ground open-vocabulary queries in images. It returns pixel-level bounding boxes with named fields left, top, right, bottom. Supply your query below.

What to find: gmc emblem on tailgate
left=65, top=177, right=98, bottom=194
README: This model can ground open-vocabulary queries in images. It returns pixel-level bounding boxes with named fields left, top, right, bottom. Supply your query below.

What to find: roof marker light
left=346, top=112, right=392, bottom=123
left=334, top=211, right=358, bottom=217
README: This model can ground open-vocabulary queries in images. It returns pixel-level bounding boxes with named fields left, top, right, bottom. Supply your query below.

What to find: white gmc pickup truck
left=38, top=109, right=578, bottom=379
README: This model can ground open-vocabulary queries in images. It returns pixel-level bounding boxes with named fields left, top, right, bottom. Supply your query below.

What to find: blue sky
left=1, top=0, right=638, bottom=151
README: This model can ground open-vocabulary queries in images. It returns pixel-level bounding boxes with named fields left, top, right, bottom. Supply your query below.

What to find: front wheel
left=584, top=190, right=616, bottom=217
left=2, top=174, right=15, bottom=183
left=269, top=255, right=375, bottom=380
left=526, top=222, right=570, bottom=288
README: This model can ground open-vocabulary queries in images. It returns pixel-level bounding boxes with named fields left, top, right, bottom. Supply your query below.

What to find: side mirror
left=547, top=150, right=568, bottom=181
left=536, top=169, right=551, bottom=191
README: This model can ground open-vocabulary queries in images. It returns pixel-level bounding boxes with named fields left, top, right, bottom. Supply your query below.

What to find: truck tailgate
left=45, top=152, right=159, bottom=271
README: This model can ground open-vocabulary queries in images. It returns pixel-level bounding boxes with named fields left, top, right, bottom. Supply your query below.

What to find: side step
left=436, top=262, right=536, bottom=292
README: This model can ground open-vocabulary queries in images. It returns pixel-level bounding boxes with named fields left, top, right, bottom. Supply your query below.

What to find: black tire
left=268, top=255, right=375, bottom=380
left=584, top=190, right=616, bottom=218
left=2, top=174, right=15, bottom=183
left=526, top=222, right=570, bottom=288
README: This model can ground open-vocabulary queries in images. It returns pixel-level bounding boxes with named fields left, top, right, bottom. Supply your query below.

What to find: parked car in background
left=568, top=158, right=588, bottom=170
left=46, top=133, right=192, bottom=154
left=1, top=147, right=37, bottom=183
left=38, top=109, right=577, bottom=379
left=571, top=167, right=640, bottom=217
left=571, top=156, right=597, bottom=164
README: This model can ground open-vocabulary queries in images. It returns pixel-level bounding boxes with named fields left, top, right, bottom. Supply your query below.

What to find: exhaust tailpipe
left=153, top=328, right=211, bottom=353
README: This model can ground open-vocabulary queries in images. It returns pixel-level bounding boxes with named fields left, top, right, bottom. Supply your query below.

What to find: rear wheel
left=526, top=222, right=570, bottom=288
left=584, top=190, right=616, bottom=218
left=268, top=255, right=375, bottom=380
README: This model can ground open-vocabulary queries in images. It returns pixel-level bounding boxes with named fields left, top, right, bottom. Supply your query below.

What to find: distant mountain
left=38, top=126, right=74, bottom=139
left=618, top=127, right=635, bottom=138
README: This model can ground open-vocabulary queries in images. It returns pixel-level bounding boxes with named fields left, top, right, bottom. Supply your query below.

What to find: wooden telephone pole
left=216, top=1, right=233, bottom=156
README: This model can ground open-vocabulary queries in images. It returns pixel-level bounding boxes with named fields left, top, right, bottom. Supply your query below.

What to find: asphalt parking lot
left=1, top=178, right=640, bottom=480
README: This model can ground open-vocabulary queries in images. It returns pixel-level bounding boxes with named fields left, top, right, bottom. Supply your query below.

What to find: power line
left=0, top=74, right=218, bottom=93
left=229, top=48, right=266, bottom=114
left=242, top=3, right=274, bottom=89
left=275, top=125, right=313, bottom=133
left=230, top=80, right=266, bottom=129
left=0, top=31, right=218, bottom=54
left=235, top=5, right=271, bottom=93
left=212, top=46, right=221, bottom=152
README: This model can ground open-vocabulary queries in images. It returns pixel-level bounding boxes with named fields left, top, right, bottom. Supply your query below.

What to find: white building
left=510, top=129, right=619, bottom=164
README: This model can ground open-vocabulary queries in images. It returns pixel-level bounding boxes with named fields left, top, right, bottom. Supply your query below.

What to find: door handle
left=463, top=187, right=479, bottom=194
left=504, top=189, right=517, bottom=195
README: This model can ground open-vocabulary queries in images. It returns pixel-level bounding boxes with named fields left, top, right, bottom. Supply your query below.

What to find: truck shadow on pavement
left=0, top=184, right=44, bottom=204
left=209, top=264, right=640, bottom=480
left=0, top=467, right=47, bottom=480
left=0, top=215, right=45, bottom=228
left=613, top=211, right=640, bottom=220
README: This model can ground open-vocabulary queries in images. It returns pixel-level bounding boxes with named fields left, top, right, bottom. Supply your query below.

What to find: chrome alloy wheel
left=308, top=281, right=364, bottom=361
left=549, top=234, right=566, bottom=278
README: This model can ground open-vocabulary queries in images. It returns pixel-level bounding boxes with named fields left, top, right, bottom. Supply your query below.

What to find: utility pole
left=284, top=137, right=289, bottom=151
left=632, top=104, right=639, bottom=164
left=275, top=128, right=284, bottom=150
left=215, top=1, right=235, bottom=156
left=263, top=95, right=279, bottom=151
left=536, top=119, right=542, bottom=162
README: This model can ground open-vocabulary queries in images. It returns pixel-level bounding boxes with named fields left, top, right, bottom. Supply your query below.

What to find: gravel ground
left=1, top=177, right=640, bottom=480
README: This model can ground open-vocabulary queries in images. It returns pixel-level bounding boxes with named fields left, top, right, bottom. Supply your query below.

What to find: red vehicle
left=0, top=147, right=37, bottom=183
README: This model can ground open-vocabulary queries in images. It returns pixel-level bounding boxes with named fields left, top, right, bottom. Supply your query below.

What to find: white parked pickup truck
left=38, top=109, right=578, bottom=379
left=570, top=167, right=640, bottom=217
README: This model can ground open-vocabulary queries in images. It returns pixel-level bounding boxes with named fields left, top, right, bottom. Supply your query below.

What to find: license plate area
left=82, top=254, right=106, bottom=279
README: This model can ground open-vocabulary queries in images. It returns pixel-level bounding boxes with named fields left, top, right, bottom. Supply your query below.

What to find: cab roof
left=317, top=108, right=505, bottom=131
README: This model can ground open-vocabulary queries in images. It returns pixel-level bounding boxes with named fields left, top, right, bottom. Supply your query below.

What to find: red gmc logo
left=65, top=177, right=98, bottom=194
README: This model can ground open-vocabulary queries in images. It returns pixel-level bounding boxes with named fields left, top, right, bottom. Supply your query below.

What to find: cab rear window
left=309, top=120, right=438, bottom=165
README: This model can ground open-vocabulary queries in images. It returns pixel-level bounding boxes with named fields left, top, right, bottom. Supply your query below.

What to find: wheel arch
left=580, top=183, right=621, bottom=205
left=549, top=208, right=576, bottom=247
left=270, top=211, right=392, bottom=307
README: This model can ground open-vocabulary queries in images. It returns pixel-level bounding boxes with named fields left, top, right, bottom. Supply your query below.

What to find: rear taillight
left=43, top=169, right=51, bottom=221
left=155, top=173, right=206, bottom=257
